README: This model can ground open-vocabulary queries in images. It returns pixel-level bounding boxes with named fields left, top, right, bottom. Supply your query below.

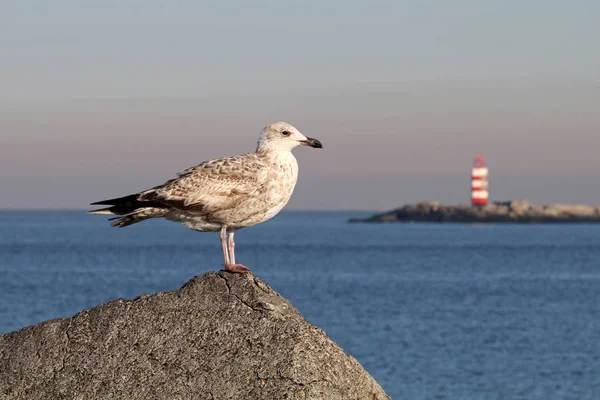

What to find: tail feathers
left=89, top=193, right=170, bottom=228
left=108, top=209, right=153, bottom=228
left=88, top=207, right=115, bottom=215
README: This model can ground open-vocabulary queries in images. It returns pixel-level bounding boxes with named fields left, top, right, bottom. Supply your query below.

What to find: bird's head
left=256, top=121, right=323, bottom=153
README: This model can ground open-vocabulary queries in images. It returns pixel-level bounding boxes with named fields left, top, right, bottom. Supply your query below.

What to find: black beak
left=300, top=137, right=323, bottom=149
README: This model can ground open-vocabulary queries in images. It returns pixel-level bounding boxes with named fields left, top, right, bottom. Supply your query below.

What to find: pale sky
left=1, top=0, right=599, bottom=209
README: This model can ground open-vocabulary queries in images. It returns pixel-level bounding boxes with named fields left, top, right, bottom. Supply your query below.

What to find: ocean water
left=1, top=210, right=599, bottom=399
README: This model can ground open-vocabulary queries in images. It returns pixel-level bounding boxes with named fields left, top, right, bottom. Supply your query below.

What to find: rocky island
left=0, top=272, right=390, bottom=400
left=350, top=200, right=600, bottom=223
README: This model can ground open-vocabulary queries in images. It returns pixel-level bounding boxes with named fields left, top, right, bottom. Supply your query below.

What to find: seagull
left=89, top=121, right=322, bottom=274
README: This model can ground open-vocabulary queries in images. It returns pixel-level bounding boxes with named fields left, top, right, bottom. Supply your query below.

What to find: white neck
left=256, top=145, right=295, bottom=158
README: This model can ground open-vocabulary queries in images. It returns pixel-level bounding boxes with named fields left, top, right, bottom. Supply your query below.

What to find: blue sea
left=1, top=210, right=599, bottom=399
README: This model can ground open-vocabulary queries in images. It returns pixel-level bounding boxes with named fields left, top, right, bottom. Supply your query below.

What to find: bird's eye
left=281, top=130, right=291, bottom=137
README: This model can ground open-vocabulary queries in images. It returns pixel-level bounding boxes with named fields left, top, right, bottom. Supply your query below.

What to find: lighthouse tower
left=471, top=157, right=489, bottom=206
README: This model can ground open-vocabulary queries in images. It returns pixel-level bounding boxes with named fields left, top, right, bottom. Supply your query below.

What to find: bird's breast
left=265, top=154, right=298, bottom=200
left=233, top=154, right=297, bottom=226
left=213, top=153, right=299, bottom=229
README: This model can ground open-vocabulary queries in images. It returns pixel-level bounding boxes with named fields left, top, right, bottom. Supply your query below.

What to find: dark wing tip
left=90, top=193, right=140, bottom=206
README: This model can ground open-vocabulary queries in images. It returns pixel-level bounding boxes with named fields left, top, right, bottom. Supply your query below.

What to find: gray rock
left=349, top=200, right=600, bottom=223
left=508, top=199, right=534, bottom=214
left=544, top=203, right=597, bottom=217
left=0, top=272, right=390, bottom=400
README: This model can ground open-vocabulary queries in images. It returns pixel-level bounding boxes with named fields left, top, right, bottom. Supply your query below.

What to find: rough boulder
left=0, top=272, right=390, bottom=400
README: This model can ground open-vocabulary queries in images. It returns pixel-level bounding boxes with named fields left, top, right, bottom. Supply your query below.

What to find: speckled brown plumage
left=90, top=121, right=323, bottom=273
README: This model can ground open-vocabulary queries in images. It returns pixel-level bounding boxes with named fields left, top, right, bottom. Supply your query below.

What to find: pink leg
left=222, top=229, right=252, bottom=274
left=228, top=232, right=236, bottom=265
left=220, top=227, right=230, bottom=266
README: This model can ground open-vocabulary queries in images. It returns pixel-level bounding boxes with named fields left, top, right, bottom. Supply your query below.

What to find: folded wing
left=138, top=154, right=268, bottom=214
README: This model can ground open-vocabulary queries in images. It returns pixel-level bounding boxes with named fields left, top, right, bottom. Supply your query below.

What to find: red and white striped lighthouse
left=471, top=157, right=489, bottom=206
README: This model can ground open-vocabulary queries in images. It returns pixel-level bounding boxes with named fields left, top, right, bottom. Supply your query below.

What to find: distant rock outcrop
left=350, top=200, right=600, bottom=223
left=0, top=272, right=390, bottom=400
